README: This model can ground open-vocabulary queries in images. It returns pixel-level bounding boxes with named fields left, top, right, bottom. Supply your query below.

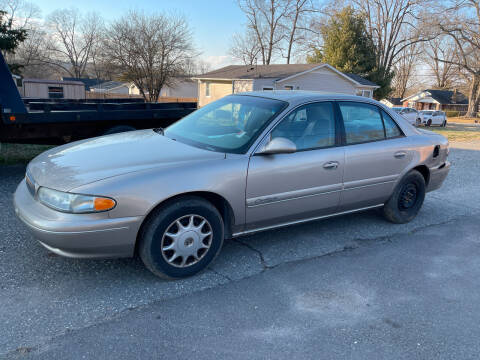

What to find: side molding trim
left=233, top=204, right=384, bottom=237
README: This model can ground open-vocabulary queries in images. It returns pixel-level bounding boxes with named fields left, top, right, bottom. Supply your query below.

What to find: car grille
left=25, top=172, right=36, bottom=197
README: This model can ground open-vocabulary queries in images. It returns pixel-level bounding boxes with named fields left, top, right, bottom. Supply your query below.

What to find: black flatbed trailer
left=0, top=52, right=197, bottom=144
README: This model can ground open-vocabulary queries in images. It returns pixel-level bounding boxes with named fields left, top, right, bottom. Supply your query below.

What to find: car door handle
left=323, top=161, right=339, bottom=169
left=394, top=151, right=407, bottom=158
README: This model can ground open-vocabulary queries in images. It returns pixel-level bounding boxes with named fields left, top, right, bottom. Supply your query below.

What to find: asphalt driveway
left=1, top=144, right=480, bottom=358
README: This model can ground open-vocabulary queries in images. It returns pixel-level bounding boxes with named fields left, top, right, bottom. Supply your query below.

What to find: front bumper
left=427, top=161, right=451, bottom=192
left=14, top=179, right=143, bottom=258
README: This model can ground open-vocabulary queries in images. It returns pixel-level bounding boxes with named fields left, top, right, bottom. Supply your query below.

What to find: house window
left=262, top=87, right=273, bottom=91
left=48, top=86, right=64, bottom=99
left=205, top=82, right=211, bottom=97
left=284, top=85, right=294, bottom=90
left=356, top=89, right=372, bottom=98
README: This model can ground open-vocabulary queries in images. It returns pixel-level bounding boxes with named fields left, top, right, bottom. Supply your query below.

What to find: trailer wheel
left=104, top=125, right=136, bottom=135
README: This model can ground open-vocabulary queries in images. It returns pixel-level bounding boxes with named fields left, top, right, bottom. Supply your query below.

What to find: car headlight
left=37, top=187, right=116, bottom=213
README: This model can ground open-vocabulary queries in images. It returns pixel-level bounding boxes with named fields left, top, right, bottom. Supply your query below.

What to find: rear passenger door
left=338, top=102, right=412, bottom=211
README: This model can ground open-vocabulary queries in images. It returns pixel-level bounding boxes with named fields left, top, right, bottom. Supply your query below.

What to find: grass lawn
left=0, top=143, right=55, bottom=165
left=447, top=117, right=479, bottom=124
left=430, top=123, right=480, bottom=143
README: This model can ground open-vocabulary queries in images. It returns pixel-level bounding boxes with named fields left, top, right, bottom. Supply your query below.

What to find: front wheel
left=138, top=196, right=224, bottom=279
left=382, top=170, right=426, bottom=224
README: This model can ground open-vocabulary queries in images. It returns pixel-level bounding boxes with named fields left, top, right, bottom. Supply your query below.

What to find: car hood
left=27, top=130, right=225, bottom=192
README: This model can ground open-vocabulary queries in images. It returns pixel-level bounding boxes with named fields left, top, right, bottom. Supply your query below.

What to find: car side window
left=382, top=110, right=403, bottom=138
left=339, top=102, right=385, bottom=144
left=271, top=102, right=336, bottom=150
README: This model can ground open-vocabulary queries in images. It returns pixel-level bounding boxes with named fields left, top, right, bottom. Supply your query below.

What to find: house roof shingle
left=343, top=73, right=377, bottom=87
left=403, top=89, right=468, bottom=105
left=198, top=64, right=320, bottom=80
left=90, top=81, right=127, bottom=91
left=385, top=97, right=403, bottom=106
left=197, top=64, right=377, bottom=87
left=62, top=77, right=108, bottom=91
left=426, top=89, right=468, bottom=105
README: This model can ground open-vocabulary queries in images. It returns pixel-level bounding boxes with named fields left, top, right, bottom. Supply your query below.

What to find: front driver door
left=245, top=101, right=345, bottom=231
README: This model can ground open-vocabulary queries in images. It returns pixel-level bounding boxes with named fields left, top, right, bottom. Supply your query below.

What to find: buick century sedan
left=14, top=92, right=450, bottom=278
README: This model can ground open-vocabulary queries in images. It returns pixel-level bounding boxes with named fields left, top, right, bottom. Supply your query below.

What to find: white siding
left=253, top=78, right=276, bottom=91
left=23, top=81, right=85, bottom=99
left=275, top=67, right=357, bottom=94
left=160, top=80, right=198, bottom=98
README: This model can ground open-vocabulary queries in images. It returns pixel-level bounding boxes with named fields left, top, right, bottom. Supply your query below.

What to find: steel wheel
left=398, top=183, right=418, bottom=210
left=161, top=214, right=213, bottom=268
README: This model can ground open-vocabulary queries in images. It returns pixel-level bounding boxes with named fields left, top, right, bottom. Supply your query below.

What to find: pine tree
left=0, top=10, right=27, bottom=74
left=308, top=7, right=392, bottom=99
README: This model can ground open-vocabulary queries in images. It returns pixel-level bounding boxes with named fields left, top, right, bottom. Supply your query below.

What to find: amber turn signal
left=94, top=197, right=116, bottom=211
left=9, top=115, right=16, bottom=122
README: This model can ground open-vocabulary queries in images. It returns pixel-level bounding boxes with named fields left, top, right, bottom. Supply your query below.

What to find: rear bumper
left=427, top=161, right=450, bottom=192
left=14, top=179, right=143, bottom=258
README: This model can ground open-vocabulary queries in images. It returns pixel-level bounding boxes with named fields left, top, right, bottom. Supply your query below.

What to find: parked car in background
left=420, top=110, right=447, bottom=127
left=14, top=92, right=450, bottom=279
left=392, top=107, right=422, bottom=126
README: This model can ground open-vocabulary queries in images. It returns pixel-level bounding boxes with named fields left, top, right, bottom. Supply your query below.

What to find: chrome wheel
left=161, top=215, right=213, bottom=268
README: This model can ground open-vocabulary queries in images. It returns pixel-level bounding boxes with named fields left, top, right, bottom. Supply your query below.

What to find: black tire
left=442, top=120, right=447, bottom=127
left=382, top=170, right=426, bottom=224
left=426, top=119, right=432, bottom=127
left=104, top=125, right=136, bottom=135
left=138, top=196, right=224, bottom=279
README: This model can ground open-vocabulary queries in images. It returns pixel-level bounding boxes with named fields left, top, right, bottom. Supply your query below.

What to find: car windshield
left=392, top=108, right=403, bottom=113
left=164, top=95, right=287, bottom=154
left=421, top=111, right=433, bottom=115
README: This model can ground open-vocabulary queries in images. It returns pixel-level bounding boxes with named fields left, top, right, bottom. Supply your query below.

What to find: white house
left=128, top=78, right=198, bottom=99
left=194, top=63, right=379, bottom=107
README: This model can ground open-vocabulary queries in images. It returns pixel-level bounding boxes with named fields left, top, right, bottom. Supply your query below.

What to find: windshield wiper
left=153, top=127, right=164, bottom=135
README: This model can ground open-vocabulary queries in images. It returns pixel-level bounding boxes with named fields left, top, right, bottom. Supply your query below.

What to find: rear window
left=339, top=102, right=385, bottom=144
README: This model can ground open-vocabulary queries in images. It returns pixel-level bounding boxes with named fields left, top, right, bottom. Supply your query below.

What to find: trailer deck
left=0, top=52, right=197, bottom=143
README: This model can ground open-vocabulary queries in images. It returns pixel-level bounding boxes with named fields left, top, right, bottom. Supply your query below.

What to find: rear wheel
left=442, top=120, right=447, bottom=127
left=426, top=119, right=432, bottom=127
left=382, top=170, right=426, bottom=224
left=138, top=196, right=224, bottom=279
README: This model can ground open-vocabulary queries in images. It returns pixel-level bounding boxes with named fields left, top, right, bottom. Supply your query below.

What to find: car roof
left=233, top=90, right=380, bottom=107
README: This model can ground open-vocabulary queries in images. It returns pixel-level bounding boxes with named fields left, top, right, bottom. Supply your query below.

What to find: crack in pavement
left=3, top=213, right=478, bottom=359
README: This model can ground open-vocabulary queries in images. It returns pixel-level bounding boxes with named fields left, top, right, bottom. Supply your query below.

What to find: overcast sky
left=33, top=0, right=246, bottom=68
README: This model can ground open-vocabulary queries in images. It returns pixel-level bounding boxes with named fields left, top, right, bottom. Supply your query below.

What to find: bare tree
left=0, top=0, right=40, bottom=28
left=283, top=0, right=317, bottom=64
left=102, top=10, right=195, bottom=102
left=392, top=42, right=420, bottom=98
left=423, top=36, right=459, bottom=89
left=44, top=8, right=103, bottom=78
left=229, top=30, right=261, bottom=65
left=237, top=0, right=293, bottom=64
left=350, top=0, right=432, bottom=92
left=433, top=0, right=480, bottom=117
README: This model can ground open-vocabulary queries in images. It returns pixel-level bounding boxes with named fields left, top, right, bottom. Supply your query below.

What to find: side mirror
left=256, top=137, right=297, bottom=155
